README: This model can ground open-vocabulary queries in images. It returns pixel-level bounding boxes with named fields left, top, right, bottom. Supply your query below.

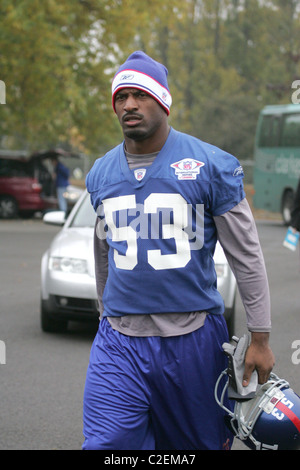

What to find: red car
left=0, top=149, right=70, bottom=218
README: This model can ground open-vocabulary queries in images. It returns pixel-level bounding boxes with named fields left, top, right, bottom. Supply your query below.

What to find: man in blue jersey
left=82, top=51, right=275, bottom=450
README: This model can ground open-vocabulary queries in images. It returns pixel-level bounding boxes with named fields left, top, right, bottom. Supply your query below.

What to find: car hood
left=48, top=226, right=95, bottom=275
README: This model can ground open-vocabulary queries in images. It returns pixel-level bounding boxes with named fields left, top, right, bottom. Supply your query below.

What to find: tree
left=1, top=0, right=299, bottom=161
left=0, top=0, right=161, bottom=153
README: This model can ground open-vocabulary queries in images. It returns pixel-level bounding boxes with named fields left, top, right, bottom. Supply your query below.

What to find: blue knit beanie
left=112, top=51, right=172, bottom=115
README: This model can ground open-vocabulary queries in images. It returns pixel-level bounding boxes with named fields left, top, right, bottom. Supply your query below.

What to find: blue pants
left=82, top=315, right=233, bottom=450
left=56, top=186, right=67, bottom=212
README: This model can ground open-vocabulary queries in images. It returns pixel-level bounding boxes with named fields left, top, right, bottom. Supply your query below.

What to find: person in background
left=51, top=157, right=70, bottom=213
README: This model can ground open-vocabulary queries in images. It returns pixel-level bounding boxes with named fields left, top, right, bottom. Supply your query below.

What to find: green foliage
left=0, top=0, right=300, bottom=159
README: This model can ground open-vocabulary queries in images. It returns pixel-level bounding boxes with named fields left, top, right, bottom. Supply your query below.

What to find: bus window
left=258, top=115, right=281, bottom=147
left=281, top=114, right=300, bottom=147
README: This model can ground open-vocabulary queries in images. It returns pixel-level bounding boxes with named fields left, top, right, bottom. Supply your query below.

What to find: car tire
left=40, top=298, right=68, bottom=333
left=0, top=195, right=18, bottom=218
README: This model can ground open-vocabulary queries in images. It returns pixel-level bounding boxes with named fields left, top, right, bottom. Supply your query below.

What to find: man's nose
left=124, top=94, right=138, bottom=111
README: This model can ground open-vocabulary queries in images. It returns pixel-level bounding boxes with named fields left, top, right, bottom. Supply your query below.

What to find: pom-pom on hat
left=112, top=51, right=172, bottom=115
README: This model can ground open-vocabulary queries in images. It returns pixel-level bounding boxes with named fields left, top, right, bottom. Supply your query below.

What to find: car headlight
left=49, top=257, right=88, bottom=274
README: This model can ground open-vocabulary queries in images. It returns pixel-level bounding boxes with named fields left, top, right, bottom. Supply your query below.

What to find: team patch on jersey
left=134, top=168, right=147, bottom=181
left=170, top=158, right=205, bottom=180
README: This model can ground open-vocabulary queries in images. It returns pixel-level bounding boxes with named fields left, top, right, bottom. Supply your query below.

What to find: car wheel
left=40, top=298, right=68, bottom=333
left=0, top=195, right=18, bottom=218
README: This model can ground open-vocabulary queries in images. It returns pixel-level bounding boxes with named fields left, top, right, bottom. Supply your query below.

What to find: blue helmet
left=215, top=371, right=300, bottom=450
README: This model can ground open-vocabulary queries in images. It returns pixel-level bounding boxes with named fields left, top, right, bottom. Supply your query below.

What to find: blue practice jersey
left=86, top=128, right=245, bottom=318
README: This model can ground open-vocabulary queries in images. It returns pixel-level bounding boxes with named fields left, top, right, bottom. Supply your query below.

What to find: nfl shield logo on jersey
left=170, top=158, right=205, bottom=180
left=134, top=168, right=147, bottom=181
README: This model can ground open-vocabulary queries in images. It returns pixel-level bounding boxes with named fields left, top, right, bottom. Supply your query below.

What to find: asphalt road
left=0, top=216, right=299, bottom=450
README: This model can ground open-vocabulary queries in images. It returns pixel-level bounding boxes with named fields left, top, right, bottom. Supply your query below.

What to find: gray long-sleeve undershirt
left=214, top=199, right=271, bottom=332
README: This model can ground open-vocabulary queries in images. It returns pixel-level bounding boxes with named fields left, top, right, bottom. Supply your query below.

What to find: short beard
left=123, top=128, right=147, bottom=141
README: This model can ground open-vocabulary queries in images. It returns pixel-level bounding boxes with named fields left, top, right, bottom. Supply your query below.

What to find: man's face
left=114, top=88, right=167, bottom=142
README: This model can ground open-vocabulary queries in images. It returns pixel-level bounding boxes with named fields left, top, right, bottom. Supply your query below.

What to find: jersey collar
left=119, top=127, right=178, bottom=187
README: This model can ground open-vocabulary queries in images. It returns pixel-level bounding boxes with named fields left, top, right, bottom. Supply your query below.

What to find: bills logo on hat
left=171, top=158, right=205, bottom=180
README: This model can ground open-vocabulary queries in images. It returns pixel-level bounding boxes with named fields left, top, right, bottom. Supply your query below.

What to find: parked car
left=0, top=149, right=83, bottom=218
left=40, top=191, right=237, bottom=335
left=41, top=191, right=98, bottom=333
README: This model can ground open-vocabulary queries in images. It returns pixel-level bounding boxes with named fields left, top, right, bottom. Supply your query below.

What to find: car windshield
left=69, top=193, right=97, bottom=228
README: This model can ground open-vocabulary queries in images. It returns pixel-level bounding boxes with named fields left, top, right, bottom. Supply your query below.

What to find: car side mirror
left=43, top=211, right=66, bottom=226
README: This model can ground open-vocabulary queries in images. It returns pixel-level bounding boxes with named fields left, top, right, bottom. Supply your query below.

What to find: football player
left=82, top=51, right=275, bottom=450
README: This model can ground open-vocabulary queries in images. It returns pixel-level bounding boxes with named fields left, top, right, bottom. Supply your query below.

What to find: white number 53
left=102, top=193, right=193, bottom=271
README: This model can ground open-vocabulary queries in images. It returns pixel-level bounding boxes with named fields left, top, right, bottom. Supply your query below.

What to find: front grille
left=54, top=295, right=98, bottom=313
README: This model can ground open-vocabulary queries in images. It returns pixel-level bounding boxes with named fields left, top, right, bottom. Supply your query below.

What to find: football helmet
left=215, top=370, right=300, bottom=450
